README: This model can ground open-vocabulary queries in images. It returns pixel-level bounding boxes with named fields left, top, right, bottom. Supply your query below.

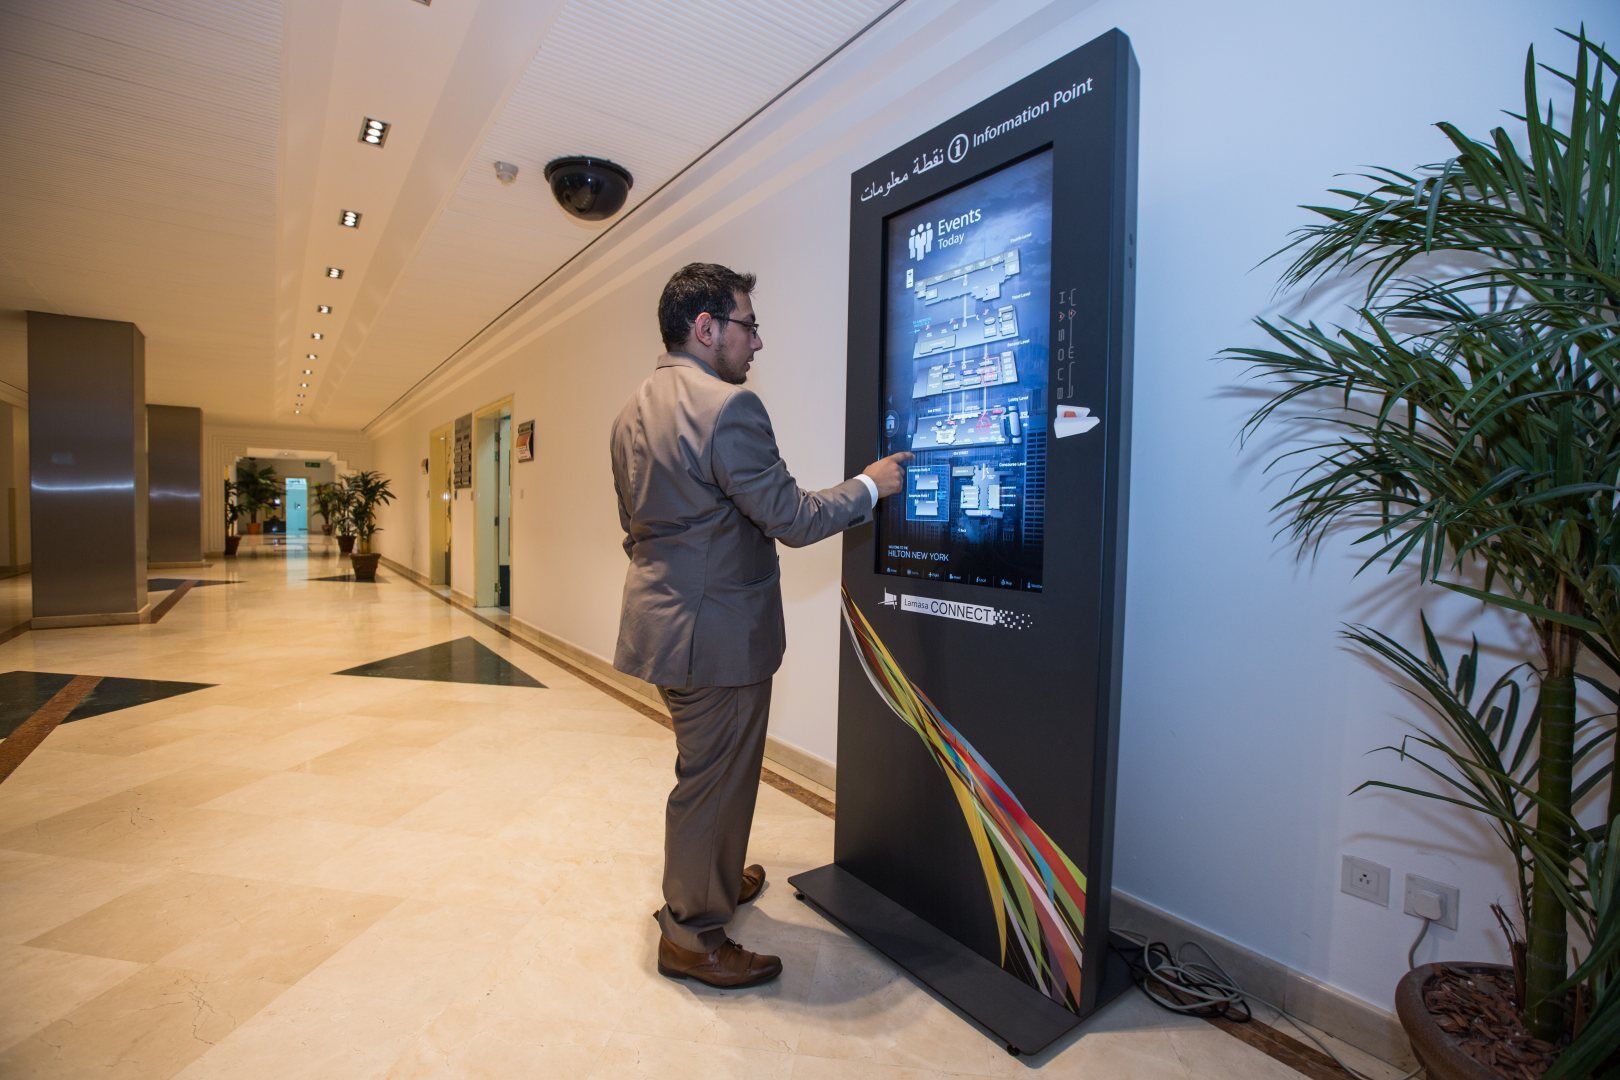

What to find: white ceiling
left=0, top=0, right=897, bottom=427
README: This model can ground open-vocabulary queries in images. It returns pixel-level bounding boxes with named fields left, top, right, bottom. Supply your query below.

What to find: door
left=285, top=477, right=308, bottom=535
left=497, top=414, right=511, bottom=608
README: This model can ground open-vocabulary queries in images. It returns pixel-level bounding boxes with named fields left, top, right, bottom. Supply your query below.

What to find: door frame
left=427, top=422, right=453, bottom=585
left=471, top=396, right=513, bottom=608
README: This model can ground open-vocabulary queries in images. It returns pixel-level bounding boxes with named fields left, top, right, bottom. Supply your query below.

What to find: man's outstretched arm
left=712, top=389, right=907, bottom=548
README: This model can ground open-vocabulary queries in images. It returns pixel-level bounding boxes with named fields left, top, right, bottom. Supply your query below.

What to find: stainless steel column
left=27, top=312, right=150, bottom=627
left=147, top=404, right=203, bottom=565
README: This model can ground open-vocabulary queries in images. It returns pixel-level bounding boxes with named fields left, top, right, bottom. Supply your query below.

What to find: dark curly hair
left=657, top=263, right=756, bottom=350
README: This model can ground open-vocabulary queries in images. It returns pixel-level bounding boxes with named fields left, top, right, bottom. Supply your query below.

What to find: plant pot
left=224, top=535, right=241, bottom=556
left=337, top=535, right=356, bottom=555
left=247, top=522, right=262, bottom=535
left=350, top=552, right=381, bottom=582
left=1396, top=963, right=1526, bottom=1079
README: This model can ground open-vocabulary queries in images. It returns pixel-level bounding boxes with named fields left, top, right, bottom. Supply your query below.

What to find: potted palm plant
left=1229, top=30, right=1617, bottom=1078
left=312, top=481, right=342, bottom=537
left=235, top=462, right=279, bottom=535
left=332, top=479, right=358, bottom=555
left=342, top=470, right=394, bottom=582
left=223, top=479, right=245, bottom=556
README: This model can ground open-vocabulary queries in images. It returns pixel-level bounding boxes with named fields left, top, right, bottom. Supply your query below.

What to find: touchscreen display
left=875, top=150, right=1052, bottom=592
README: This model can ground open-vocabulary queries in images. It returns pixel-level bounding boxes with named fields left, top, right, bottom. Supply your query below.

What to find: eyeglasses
left=711, top=314, right=762, bottom=337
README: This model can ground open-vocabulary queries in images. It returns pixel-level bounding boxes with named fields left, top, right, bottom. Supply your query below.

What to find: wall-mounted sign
left=304, top=460, right=322, bottom=468
left=453, top=414, right=473, bottom=489
left=515, top=420, right=534, bottom=462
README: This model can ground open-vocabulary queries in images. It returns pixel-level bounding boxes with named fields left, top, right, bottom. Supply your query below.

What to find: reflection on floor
left=0, top=542, right=1406, bottom=1078
left=0, top=572, right=31, bottom=639
left=336, top=635, right=546, bottom=689
left=312, top=573, right=386, bottom=584
left=0, top=672, right=214, bottom=738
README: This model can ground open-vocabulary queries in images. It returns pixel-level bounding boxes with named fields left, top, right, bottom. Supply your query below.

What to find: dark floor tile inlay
left=313, top=574, right=386, bottom=584
left=147, top=578, right=237, bottom=591
left=0, top=671, right=215, bottom=738
left=335, top=636, right=544, bottom=688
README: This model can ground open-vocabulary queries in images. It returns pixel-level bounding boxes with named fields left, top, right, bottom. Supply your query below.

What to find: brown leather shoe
left=657, top=935, right=782, bottom=988
left=738, top=864, right=766, bottom=905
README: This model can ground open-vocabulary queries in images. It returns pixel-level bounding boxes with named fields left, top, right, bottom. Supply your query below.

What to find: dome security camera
left=544, top=156, right=633, bottom=221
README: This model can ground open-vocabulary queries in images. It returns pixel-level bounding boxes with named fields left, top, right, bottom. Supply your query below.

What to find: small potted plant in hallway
left=223, top=480, right=244, bottom=556
left=332, top=479, right=359, bottom=555
left=235, top=461, right=279, bottom=535
left=312, top=481, right=342, bottom=537
left=343, top=470, right=394, bottom=582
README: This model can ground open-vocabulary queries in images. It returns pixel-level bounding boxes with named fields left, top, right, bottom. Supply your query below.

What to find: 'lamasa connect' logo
left=890, top=591, right=1031, bottom=630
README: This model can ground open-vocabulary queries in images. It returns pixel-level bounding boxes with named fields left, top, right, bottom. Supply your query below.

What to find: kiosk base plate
left=788, top=863, right=1135, bottom=1057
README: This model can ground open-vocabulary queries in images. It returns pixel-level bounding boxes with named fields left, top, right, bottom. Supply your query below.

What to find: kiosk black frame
left=790, top=30, right=1139, bottom=1057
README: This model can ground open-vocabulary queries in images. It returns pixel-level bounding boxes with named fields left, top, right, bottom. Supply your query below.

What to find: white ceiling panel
left=327, top=0, right=897, bottom=427
left=0, top=0, right=896, bottom=428
left=0, top=0, right=280, bottom=415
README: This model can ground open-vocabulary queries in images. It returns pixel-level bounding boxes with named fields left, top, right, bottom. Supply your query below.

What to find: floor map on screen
left=877, top=151, right=1052, bottom=592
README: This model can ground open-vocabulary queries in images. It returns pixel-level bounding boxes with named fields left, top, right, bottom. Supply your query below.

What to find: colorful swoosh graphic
left=841, top=588, right=1087, bottom=1010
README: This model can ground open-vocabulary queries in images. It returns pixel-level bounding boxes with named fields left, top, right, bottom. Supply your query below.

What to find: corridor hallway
left=0, top=549, right=1367, bottom=1078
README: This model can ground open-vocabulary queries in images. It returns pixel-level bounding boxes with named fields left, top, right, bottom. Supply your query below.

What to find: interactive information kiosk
left=789, top=30, right=1139, bottom=1056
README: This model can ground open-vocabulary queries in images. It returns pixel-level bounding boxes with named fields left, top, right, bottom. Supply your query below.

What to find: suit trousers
left=655, top=678, right=773, bottom=951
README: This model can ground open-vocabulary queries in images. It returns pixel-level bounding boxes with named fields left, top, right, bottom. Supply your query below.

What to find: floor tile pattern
left=0, top=544, right=1406, bottom=1078
left=335, top=635, right=545, bottom=688
left=0, top=671, right=214, bottom=737
left=147, top=579, right=236, bottom=591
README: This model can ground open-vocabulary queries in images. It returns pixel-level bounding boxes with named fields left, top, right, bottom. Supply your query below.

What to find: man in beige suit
left=611, top=263, right=909, bottom=988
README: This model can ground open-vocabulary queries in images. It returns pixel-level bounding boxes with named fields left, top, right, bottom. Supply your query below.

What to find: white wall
left=371, top=0, right=1617, bottom=1014
left=240, top=457, right=336, bottom=487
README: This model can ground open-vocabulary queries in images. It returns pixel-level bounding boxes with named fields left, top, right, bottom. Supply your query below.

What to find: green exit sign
left=305, top=461, right=322, bottom=468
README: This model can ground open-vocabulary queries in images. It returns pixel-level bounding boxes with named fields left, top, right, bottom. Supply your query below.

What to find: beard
left=714, top=337, right=751, bottom=384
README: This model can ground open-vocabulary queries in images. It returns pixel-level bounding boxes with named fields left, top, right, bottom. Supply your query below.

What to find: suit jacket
left=610, top=351, right=871, bottom=688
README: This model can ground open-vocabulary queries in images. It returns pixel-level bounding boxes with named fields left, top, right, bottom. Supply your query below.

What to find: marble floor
left=0, top=545, right=1404, bottom=1078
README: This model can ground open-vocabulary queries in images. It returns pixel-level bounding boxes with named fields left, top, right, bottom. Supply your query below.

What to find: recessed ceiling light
left=295, top=409, right=301, bottom=414
left=311, top=332, right=323, bottom=340
left=339, top=210, right=362, bottom=228
left=302, top=368, right=313, bottom=375
left=359, top=118, right=390, bottom=147
left=307, top=353, right=318, bottom=360
left=326, top=267, right=343, bottom=279
left=317, top=304, right=332, bottom=315
left=300, top=382, right=309, bottom=388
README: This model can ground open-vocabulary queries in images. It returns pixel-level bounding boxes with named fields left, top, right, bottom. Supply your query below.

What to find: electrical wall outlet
left=1341, top=855, right=1391, bottom=906
left=1404, top=874, right=1460, bottom=931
